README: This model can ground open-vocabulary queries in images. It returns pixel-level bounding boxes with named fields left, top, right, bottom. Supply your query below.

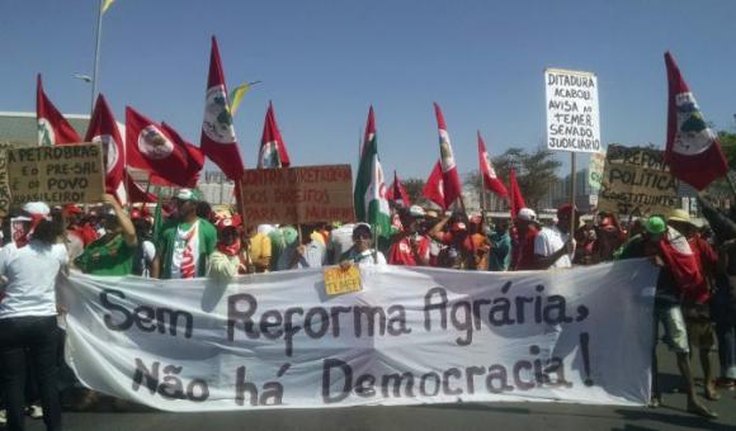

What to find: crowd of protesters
left=1, top=187, right=735, bottom=429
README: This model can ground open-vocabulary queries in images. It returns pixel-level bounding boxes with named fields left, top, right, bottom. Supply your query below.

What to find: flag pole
left=90, top=0, right=104, bottom=114
left=570, top=152, right=576, bottom=236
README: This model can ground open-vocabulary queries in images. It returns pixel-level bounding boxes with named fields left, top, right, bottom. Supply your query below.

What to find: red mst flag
left=664, top=51, right=728, bottom=190
left=36, top=74, right=81, bottom=145
left=386, top=170, right=411, bottom=207
left=433, top=103, right=463, bottom=208
left=258, top=101, right=291, bottom=168
left=85, top=94, right=126, bottom=204
left=477, top=131, right=508, bottom=198
left=508, top=168, right=526, bottom=219
left=126, top=107, right=190, bottom=187
left=200, top=36, right=244, bottom=181
left=422, top=161, right=446, bottom=210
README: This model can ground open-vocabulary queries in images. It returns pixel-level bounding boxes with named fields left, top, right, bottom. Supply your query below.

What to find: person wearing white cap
left=0, top=202, right=67, bottom=430
left=152, top=188, right=217, bottom=279
left=512, top=207, right=540, bottom=270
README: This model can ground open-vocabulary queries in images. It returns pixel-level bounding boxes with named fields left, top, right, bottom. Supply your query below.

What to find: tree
left=465, top=147, right=561, bottom=210
left=718, top=131, right=736, bottom=169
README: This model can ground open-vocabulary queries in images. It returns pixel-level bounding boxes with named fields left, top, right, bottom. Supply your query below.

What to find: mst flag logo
left=37, top=118, right=55, bottom=147
left=91, top=134, right=120, bottom=175
left=138, top=125, right=174, bottom=160
left=673, top=92, right=716, bottom=156
left=203, top=84, right=236, bottom=144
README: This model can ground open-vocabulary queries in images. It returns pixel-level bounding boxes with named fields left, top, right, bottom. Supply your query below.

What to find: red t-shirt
left=514, top=225, right=539, bottom=270
left=388, top=235, right=430, bottom=266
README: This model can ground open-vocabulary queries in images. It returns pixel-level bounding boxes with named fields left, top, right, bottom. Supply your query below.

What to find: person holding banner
left=616, top=216, right=717, bottom=419
left=339, top=223, right=386, bottom=267
left=0, top=202, right=67, bottom=431
left=152, top=189, right=217, bottom=279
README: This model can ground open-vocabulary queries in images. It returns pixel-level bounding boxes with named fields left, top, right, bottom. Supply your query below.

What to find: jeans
left=716, top=322, right=736, bottom=379
left=0, top=315, right=62, bottom=431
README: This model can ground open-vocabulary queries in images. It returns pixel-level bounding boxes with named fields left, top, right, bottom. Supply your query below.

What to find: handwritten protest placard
left=323, top=266, right=362, bottom=296
left=7, top=143, right=105, bottom=207
left=0, top=145, right=12, bottom=216
left=598, top=145, right=679, bottom=216
left=239, top=165, right=354, bottom=225
left=545, top=68, right=601, bottom=153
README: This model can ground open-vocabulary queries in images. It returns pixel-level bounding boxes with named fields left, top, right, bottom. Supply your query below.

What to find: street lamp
left=73, top=74, right=92, bottom=83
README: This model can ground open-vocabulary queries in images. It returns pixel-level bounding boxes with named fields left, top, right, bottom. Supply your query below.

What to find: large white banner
left=545, top=68, right=601, bottom=153
left=60, top=260, right=657, bottom=412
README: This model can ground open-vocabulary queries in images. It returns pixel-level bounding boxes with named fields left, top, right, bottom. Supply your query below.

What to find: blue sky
left=1, top=0, right=735, bottom=180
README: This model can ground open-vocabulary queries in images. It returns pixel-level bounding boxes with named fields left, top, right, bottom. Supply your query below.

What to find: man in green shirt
left=152, top=188, right=217, bottom=279
left=74, top=194, right=138, bottom=276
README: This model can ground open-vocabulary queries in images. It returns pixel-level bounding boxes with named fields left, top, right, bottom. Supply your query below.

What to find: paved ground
left=8, top=346, right=736, bottom=431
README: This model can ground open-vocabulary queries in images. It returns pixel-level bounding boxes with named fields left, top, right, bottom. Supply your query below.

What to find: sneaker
left=26, top=404, right=43, bottom=419
left=0, top=409, right=6, bottom=425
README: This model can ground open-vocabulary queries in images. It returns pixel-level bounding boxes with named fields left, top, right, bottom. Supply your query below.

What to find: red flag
left=477, top=131, right=509, bottom=198
left=258, top=101, right=291, bottom=168
left=422, top=161, right=446, bottom=210
left=433, top=103, right=463, bottom=208
left=200, top=36, right=244, bottom=181
left=85, top=94, right=126, bottom=204
left=36, top=74, right=81, bottom=146
left=126, top=107, right=191, bottom=188
left=386, top=170, right=411, bottom=207
left=508, top=168, right=526, bottom=218
left=658, top=227, right=709, bottom=304
left=126, top=172, right=157, bottom=204
left=664, top=52, right=728, bottom=190
left=162, top=122, right=204, bottom=188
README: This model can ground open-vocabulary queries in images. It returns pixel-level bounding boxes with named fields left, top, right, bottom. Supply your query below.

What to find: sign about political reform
left=597, top=145, right=679, bottom=216
left=61, top=260, right=658, bottom=412
left=6, top=143, right=105, bottom=207
left=239, top=164, right=354, bottom=226
left=545, top=68, right=601, bottom=153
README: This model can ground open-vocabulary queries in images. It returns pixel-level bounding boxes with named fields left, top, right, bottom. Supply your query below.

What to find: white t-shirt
left=0, top=241, right=68, bottom=319
left=534, top=225, right=572, bottom=269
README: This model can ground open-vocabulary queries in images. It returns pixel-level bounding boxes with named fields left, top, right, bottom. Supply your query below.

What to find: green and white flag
left=354, top=106, right=391, bottom=238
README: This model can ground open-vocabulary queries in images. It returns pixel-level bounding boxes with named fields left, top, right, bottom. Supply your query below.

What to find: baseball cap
left=409, top=205, right=426, bottom=217
left=645, top=216, right=667, bottom=235
left=22, top=202, right=50, bottom=217
left=517, top=208, right=537, bottom=222
left=175, top=188, right=200, bottom=201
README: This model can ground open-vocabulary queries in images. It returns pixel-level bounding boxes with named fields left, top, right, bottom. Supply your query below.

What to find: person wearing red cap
left=533, top=204, right=578, bottom=269
left=387, top=207, right=430, bottom=266
left=429, top=213, right=476, bottom=270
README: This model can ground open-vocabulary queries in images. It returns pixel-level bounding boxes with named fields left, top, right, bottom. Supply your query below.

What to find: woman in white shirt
left=0, top=203, right=68, bottom=431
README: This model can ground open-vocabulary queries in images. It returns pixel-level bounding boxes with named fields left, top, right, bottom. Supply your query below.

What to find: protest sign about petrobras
left=545, top=68, right=601, bottom=153
left=239, top=164, right=354, bottom=226
left=60, top=260, right=657, bottom=412
left=0, top=145, right=12, bottom=216
left=6, top=143, right=104, bottom=207
left=598, top=145, right=680, bottom=216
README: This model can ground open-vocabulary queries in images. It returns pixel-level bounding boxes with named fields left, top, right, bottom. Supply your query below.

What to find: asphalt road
left=9, top=346, right=736, bottom=431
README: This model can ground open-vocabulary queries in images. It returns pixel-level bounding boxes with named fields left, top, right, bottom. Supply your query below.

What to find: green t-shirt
left=158, top=218, right=217, bottom=279
left=74, top=234, right=135, bottom=276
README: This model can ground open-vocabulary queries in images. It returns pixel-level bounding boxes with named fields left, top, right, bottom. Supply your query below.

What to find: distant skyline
left=1, top=0, right=734, bottom=179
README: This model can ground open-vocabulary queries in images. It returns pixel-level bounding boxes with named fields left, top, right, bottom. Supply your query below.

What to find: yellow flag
left=229, top=83, right=251, bottom=116
left=101, top=0, right=115, bottom=14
